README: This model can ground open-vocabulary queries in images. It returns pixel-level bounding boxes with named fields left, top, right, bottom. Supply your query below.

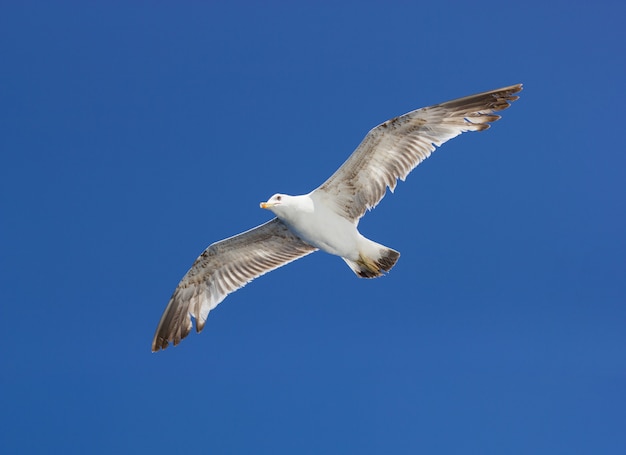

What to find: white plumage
left=152, top=84, right=522, bottom=351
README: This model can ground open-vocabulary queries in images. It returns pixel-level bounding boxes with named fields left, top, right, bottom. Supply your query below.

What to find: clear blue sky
left=2, top=2, right=624, bottom=454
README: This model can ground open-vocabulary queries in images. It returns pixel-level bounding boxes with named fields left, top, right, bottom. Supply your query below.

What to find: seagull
left=152, top=84, right=522, bottom=351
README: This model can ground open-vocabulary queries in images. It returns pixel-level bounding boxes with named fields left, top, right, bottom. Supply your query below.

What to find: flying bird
left=152, top=84, right=522, bottom=351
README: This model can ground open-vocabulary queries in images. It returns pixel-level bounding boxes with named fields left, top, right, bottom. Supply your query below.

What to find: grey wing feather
left=314, top=84, right=522, bottom=221
left=152, top=218, right=317, bottom=351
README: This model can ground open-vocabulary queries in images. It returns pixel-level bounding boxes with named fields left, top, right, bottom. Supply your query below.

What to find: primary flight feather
left=152, top=84, right=522, bottom=351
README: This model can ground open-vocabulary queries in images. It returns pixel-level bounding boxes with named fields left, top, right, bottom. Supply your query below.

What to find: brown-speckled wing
left=152, top=218, right=317, bottom=351
left=314, top=84, right=522, bottom=222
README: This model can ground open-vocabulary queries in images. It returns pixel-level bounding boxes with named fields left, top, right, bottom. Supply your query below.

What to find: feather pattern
left=314, top=84, right=522, bottom=221
left=152, top=218, right=316, bottom=351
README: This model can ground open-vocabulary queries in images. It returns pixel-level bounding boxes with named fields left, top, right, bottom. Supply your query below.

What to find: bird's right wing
left=313, top=84, right=522, bottom=222
left=152, top=218, right=317, bottom=351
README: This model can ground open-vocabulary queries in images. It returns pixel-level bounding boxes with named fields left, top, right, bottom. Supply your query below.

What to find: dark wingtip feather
left=196, top=319, right=206, bottom=333
left=152, top=337, right=169, bottom=352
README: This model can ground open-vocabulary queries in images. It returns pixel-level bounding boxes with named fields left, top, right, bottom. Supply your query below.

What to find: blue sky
left=1, top=1, right=625, bottom=453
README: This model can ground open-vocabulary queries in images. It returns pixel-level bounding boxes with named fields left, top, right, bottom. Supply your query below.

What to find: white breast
left=277, top=193, right=361, bottom=259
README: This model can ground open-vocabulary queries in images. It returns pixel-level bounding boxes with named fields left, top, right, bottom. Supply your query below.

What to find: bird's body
left=152, top=84, right=522, bottom=351
left=270, top=193, right=356, bottom=257
left=265, top=193, right=359, bottom=257
left=263, top=192, right=399, bottom=277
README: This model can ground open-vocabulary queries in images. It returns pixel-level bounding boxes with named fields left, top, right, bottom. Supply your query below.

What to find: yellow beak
left=260, top=202, right=272, bottom=209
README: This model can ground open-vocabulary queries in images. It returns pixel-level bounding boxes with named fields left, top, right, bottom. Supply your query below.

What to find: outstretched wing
left=313, top=84, right=522, bottom=222
left=152, top=218, right=317, bottom=351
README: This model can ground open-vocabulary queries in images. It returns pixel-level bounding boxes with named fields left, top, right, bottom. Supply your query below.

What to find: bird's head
left=260, top=193, right=289, bottom=213
left=261, top=193, right=314, bottom=221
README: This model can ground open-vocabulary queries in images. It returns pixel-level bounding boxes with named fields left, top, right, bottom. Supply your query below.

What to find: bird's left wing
left=152, top=218, right=317, bottom=351
left=313, top=84, right=522, bottom=222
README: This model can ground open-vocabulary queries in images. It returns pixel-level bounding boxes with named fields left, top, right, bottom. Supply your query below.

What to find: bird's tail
left=342, top=242, right=400, bottom=279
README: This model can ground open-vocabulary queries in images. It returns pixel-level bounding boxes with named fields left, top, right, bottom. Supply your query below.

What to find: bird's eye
left=276, top=195, right=282, bottom=201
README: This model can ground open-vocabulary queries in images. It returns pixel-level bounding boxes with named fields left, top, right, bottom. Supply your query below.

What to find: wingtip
left=151, top=335, right=170, bottom=352
left=152, top=316, right=205, bottom=352
left=507, top=83, right=523, bottom=92
left=505, top=84, right=523, bottom=98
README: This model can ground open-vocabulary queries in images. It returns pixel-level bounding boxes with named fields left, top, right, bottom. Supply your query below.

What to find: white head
left=260, top=193, right=313, bottom=220
left=260, top=193, right=290, bottom=215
